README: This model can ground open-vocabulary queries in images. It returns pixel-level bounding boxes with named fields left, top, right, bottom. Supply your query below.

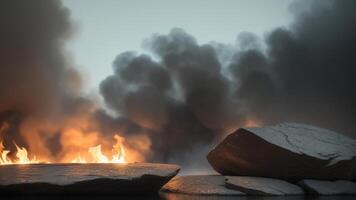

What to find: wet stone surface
left=161, top=175, right=244, bottom=196
left=298, top=179, right=356, bottom=195
left=226, top=176, right=304, bottom=196
left=0, top=163, right=180, bottom=195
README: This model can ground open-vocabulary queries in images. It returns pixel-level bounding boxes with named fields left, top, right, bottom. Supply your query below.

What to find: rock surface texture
left=207, top=123, right=356, bottom=180
left=226, top=176, right=304, bottom=195
left=298, top=179, right=356, bottom=195
left=161, top=175, right=245, bottom=195
left=0, top=163, right=179, bottom=195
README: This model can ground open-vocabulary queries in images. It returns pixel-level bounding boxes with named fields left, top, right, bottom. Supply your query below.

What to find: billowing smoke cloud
left=230, top=0, right=356, bottom=136
left=1, top=0, right=356, bottom=169
left=0, top=0, right=79, bottom=152
left=99, top=29, right=246, bottom=163
left=0, top=0, right=151, bottom=163
left=0, top=0, right=110, bottom=161
left=0, top=0, right=79, bottom=116
left=100, top=0, right=356, bottom=166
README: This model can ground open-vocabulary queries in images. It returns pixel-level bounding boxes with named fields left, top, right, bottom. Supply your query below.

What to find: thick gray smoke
left=100, top=0, right=356, bottom=166
left=1, top=0, right=356, bottom=168
left=0, top=0, right=79, bottom=116
left=99, top=29, right=245, bottom=162
left=0, top=0, right=91, bottom=157
left=230, top=0, right=356, bottom=136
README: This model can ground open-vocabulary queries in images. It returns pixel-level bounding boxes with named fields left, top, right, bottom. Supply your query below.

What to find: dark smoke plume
left=1, top=0, right=356, bottom=169
left=230, top=0, right=356, bottom=136
left=0, top=0, right=151, bottom=163
left=0, top=0, right=90, bottom=158
left=0, top=0, right=79, bottom=116
left=100, top=0, right=356, bottom=167
left=100, top=29, right=245, bottom=163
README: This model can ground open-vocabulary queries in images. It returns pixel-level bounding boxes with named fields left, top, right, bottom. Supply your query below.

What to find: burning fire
left=0, top=134, right=127, bottom=165
left=71, top=135, right=126, bottom=164
left=0, top=141, right=40, bottom=165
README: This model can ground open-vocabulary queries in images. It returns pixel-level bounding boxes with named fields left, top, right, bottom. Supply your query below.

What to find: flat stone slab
left=298, top=179, right=356, bottom=195
left=0, top=163, right=179, bottom=195
left=161, top=175, right=245, bottom=196
left=208, top=123, right=356, bottom=180
left=226, top=176, right=304, bottom=195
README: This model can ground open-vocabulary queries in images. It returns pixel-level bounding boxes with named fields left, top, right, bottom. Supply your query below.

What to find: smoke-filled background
left=1, top=0, right=356, bottom=172
left=0, top=0, right=83, bottom=158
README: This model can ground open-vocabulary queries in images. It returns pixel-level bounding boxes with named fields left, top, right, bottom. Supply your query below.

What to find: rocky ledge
left=207, top=123, right=356, bottom=180
left=0, top=163, right=180, bottom=195
left=298, top=179, right=356, bottom=195
left=226, top=176, right=304, bottom=195
left=161, top=175, right=356, bottom=196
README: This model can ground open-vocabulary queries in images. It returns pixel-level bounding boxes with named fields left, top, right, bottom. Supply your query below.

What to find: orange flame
left=0, top=141, right=40, bottom=165
left=71, top=135, right=126, bottom=164
left=0, top=134, right=129, bottom=165
left=69, top=134, right=127, bottom=164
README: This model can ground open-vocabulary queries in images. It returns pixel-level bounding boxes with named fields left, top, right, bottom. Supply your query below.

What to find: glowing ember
left=0, top=134, right=127, bottom=165
left=244, top=119, right=262, bottom=128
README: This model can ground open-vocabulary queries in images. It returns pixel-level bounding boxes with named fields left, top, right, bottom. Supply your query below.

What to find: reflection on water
left=1, top=194, right=355, bottom=200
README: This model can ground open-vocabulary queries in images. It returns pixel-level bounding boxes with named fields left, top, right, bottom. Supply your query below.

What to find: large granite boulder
left=207, top=123, right=356, bottom=180
left=0, top=163, right=179, bottom=195
left=161, top=175, right=245, bottom=195
left=226, top=176, right=304, bottom=195
left=298, top=179, right=356, bottom=195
